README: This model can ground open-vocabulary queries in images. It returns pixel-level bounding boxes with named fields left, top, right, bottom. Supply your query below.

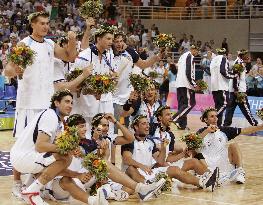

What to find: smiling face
left=144, top=85, right=157, bottom=102
left=134, top=117, right=150, bottom=136
left=114, top=35, right=124, bottom=52
left=204, top=111, right=218, bottom=126
left=76, top=123, right=87, bottom=139
left=158, top=109, right=172, bottom=127
left=99, top=117, right=109, bottom=136
left=97, top=33, right=114, bottom=50
left=54, top=95, right=73, bottom=117
left=31, top=16, right=50, bottom=38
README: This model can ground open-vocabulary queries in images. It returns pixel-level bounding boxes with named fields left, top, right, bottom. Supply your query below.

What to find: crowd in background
left=0, top=0, right=262, bottom=102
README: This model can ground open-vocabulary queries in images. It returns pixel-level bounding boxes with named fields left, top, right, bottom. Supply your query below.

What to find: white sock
left=24, top=179, right=44, bottom=193
left=88, top=195, right=96, bottom=205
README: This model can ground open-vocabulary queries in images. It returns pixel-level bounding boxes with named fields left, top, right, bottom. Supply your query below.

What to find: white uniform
left=14, top=37, right=55, bottom=138
left=175, top=51, right=196, bottom=90
left=10, top=109, right=63, bottom=174
left=113, top=47, right=140, bottom=106
left=72, top=46, right=116, bottom=119
left=121, top=137, right=168, bottom=181
left=197, top=126, right=241, bottom=176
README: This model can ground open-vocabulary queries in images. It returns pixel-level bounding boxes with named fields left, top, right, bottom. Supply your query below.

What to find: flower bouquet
left=256, top=108, right=263, bottom=121
left=196, top=79, right=208, bottom=92
left=154, top=172, right=172, bottom=192
left=82, top=73, right=117, bottom=99
left=65, top=68, right=84, bottom=97
left=232, top=64, right=244, bottom=74
left=181, top=133, right=203, bottom=150
left=79, top=0, right=103, bottom=19
left=153, top=33, right=176, bottom=48
left=55, top=126, right=80, bottom=155
left=148, top=71, right=159, bottom=79
left=7, top=43, right=36, bottom=79
left=235, top=92, right=247, bottom=104
left=129, top=73, right=151, bottom=93
left=82, top=153, right=108, bottom=182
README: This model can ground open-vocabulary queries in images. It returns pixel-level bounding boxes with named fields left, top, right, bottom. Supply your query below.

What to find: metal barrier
left=119, top=5, right=263, bottom=20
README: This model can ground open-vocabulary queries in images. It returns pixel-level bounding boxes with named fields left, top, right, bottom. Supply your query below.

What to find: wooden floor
left=1, top=114, right=263, bottom=205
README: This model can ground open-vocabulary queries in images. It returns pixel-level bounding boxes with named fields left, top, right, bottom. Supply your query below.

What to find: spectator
left=252, top=57, right=263, bottom=72
left=255, top=66, right=263, bottom=96
left=221, top=38, right=229, bottom=54
left=200, top=50, right=213, bottom=93
left=141, top=29, right=148, bottom=47
left=142, top=0, right=150, bottom=7
left=107, top=2, right=116, bottom=19
left=246, top=69, right=258, bottom=96
left=180, top=36, right=190, bottom=53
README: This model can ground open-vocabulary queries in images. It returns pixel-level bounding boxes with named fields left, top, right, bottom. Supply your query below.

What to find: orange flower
left=103, top=79, right=109, bottom=86
left=92, top=159, right=100, bottom=168
left=95, top=76, right=101, bottom=81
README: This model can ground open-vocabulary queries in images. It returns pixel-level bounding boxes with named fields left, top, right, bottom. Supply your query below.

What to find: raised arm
left=104, top=113, right=135, bottom=145
left=80, top=18, right=95, bottom=50
left=55, top=31, right=78, bottom=62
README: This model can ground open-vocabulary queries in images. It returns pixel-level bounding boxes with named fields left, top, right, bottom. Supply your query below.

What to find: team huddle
left=4, top=11, right=263, bottom=205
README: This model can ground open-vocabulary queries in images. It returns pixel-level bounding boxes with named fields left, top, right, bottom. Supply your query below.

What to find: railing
left=119, top=5, right=263, bottom=20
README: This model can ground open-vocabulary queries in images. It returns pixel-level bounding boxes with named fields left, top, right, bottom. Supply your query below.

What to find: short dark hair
left=67, top=114, right=86, bottom=127
left=200, top=107, right=217, bottom=122
left=91, top=113, right=105, bottom=128
left=154, top=105, right=170, bottom=120
left=50, top=89, right=73, bottom=110
left=131, top=115, right=147, bottom=130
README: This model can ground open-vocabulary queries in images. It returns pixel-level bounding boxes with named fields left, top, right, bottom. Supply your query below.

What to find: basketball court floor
left=1, top=114, right=263, bottom=205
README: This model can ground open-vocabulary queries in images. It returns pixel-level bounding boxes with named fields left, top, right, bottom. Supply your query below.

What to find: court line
left=163, top=193, right=238, bottom=205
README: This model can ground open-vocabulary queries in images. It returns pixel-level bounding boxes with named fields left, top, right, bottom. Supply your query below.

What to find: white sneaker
left=138, top=178, right=166, bottom=201
left=88, top=187, right=109, bottom=205
left=12, top=183, right=23, bottom=200
left=235, top=167, right=246, bottom=184
left=199, top=167, right=219, bottom=192
left=21, top=191, right=50, bottom=205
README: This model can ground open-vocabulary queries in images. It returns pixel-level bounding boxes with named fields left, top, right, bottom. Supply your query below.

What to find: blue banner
left=234, top=96, right=263, bottom=115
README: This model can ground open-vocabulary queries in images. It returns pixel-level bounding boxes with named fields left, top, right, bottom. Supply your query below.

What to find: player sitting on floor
left=121, top=115, right=219, bottom=192
left=196, top=107, right=263, bottom=185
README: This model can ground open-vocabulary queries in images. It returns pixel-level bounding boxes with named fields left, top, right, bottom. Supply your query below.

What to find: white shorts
left=168, top=158, right=185, bottom=169
left=138, top=166, right=169, bottom=182
left=48, top=176, right=96, bottom=201
left=10, top=151, right=56, bottom=174
left=13, top=108, right=43, bottom=138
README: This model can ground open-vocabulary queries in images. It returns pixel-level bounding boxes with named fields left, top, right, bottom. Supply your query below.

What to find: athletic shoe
left=12, top=183, right=23, bottom=200
left=138, top=178, right=166, bottom=201
left=100, top=184, right=129, bottom=201
left=199, top=167, right=219, bottom=192
left=88, top=187, right=109, bottom=205
left=21, top=191, right=50, bottom=205
left=235, top=167, right=246, bottom=184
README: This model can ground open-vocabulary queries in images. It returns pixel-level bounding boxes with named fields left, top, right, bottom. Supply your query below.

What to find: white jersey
left=150, top=126, right=175, bottom=159
left=197, top=126, right=241, bottom=173
left=10, top=109, right=62, bottom=157
left=129, top=99, right=161, bottom=126
left=210, top=55, right=236, bottom=92
left=53, top=57, right=75, bottom=83
left=121, top=137, right=158, bottom=169
left=16, top=36, right=55, bottom=109
left=113, top=47, right=140, bottom=105
left=229, top=57, right=247, bottom=93
left=175, top=51, right=196, bottom=90
left=72, top=45, right=117, bottom=117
